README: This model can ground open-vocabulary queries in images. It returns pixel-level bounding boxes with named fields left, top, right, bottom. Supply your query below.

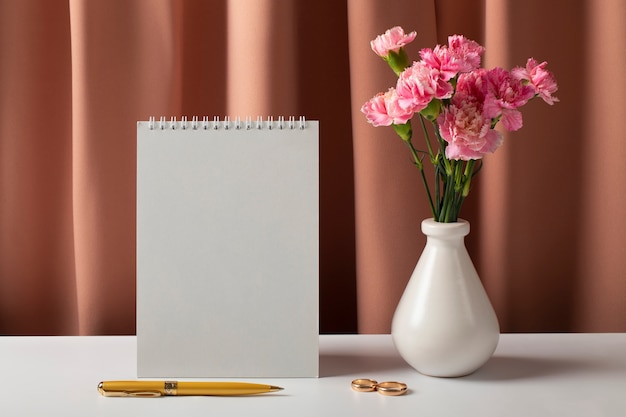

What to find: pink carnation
left=512, top=58, right=559, bottom=105
left=396, top=61, right=453, bottom=113
left=361, top=88, right=414, bottom=127
left=370, top=26, right=417, bottom=57
left=419, top=36, right=485, bottom=82
left=482, top=67, right=536, bottom=131
left=438, top=101, right=503, bottom=160
left=447, top=35, right=485, bottom=71
left=419, top=45, right=464, bottom=82
left=454, top=69, right=488, bottom=103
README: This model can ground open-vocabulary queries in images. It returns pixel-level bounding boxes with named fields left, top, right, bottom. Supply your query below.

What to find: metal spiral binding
left=147, top=116, right=307, bottom=130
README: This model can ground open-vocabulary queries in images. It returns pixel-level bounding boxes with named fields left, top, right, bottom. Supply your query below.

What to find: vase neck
left=421, top=218, right=470, bottom=239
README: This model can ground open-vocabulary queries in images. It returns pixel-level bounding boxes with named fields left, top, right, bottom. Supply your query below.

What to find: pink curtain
left=1, top=0, right=624, bottom=335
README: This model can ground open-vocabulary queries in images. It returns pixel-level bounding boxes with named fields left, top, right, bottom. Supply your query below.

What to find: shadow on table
left=319, top=353, right=408, bottom=377
left=464, top=355, right=605, bottom=381
left=320, top=350, right=621, bottom=380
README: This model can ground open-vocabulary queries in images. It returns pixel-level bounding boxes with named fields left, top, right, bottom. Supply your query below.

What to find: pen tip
left=269, top=386, right=284, bottom=392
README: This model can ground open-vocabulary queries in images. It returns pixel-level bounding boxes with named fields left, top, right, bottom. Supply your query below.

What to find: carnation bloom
left=438, top=100, right=503, bottom=160
left=396, top=61, right=453, bottom=113
left=447, top=35, right=485, bottom=70
left=419, top=45, right=464, bottom=81
left=361, top=88, right=414, bottom=127
left=454, top=68, right=488, bottom=103
left=482, top=67, right=536, bottom=131
left=370, top=26, right=417, bottom=57
left=512, top=58, right=559, bottom=105
left=419, top=35, right=485, bottom=81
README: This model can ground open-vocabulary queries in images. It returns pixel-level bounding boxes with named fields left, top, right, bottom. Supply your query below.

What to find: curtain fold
left=347, top=0, right=438, bottom=333
left=68, top=0, right=180, bottom=334
left=0, top=0, right=76, bottom=334
left=575, top=0, right=626, bottom=330
left=0, top=0, right=624, bottom=335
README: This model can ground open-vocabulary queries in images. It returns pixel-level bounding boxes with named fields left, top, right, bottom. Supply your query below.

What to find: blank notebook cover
left=136, top=117, right=319, bottom=377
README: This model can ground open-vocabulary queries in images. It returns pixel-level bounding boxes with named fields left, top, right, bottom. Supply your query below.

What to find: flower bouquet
left=362, top=27, right=558, bottom=222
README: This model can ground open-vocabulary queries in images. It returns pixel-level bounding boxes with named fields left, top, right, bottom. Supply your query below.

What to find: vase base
left=413, top=366, right=483, bottom=378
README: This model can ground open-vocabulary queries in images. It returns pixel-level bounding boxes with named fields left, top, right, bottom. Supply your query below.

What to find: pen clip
left=98, top=388, right=162, bottom=397
left=126, top=391, right=163, bottom=398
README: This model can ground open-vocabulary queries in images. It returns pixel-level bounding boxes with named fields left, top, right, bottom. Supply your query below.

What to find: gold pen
left=98, top=380, right=283, bottom=397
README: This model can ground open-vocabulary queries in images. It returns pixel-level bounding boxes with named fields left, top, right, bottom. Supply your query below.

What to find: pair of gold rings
left=351, top=379, right=407, bottom=396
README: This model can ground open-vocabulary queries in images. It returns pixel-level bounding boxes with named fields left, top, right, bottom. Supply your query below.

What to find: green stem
left=440, top=173, right=455, bottom=222
left=432, top=123, right=453, bottom=176
left=391, top=109, right=485, bottom=223
left=405, top=140, right=437, bottom=219
left=418, top=115, right=436, bottom=163
left=454, top=161, right=463, bottom=191
left=454, top=194, right=465, bottom=221
left=434, top=164, right=441, bottom=220
left=462, top=160, right=476, bottom=197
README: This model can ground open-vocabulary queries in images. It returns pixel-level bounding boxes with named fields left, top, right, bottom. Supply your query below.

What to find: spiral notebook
left=136, top=116, right=319, bottom=378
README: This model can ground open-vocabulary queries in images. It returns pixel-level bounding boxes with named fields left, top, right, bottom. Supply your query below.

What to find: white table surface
left=0, top=334, right=624, bottom=416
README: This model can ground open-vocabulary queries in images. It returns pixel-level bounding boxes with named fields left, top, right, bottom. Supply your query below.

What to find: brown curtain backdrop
left=0, top=0, right=624, bottom=335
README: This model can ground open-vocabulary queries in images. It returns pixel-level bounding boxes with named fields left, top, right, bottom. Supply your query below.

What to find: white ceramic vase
left=391, top=218, right=500, bottom=377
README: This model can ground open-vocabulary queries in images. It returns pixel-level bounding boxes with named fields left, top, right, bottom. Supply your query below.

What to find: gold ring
left=351, top=378, right=378, bottom=392
left=376, top=381, right=407, bottom=396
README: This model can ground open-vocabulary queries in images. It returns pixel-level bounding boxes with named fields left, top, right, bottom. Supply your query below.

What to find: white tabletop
left=0, top=334, right=624, bottom=416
